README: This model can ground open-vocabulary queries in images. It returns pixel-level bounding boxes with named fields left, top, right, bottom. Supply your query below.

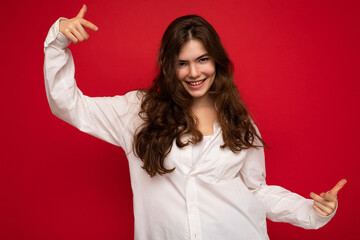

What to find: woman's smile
left=186, top=78, right=207, bottom=87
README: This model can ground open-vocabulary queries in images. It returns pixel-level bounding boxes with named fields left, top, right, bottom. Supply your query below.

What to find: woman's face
left=177, top=39, right=216, bottom=101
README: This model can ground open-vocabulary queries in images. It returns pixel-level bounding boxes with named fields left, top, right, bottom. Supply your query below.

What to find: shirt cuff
left=44, top=17, right=71, bottom=50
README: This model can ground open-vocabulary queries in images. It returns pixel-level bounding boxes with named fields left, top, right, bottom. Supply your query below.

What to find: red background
left=1, top=0, right=359, bottom=239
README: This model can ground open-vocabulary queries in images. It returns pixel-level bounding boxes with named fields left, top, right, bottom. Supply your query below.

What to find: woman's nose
left=188, top=64, right=200, bottom=78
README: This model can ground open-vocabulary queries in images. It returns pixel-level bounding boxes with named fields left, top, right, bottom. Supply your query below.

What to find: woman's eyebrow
left=178, top=53, right=209, bottom=62
left=196, top=53, right=209, bottom=60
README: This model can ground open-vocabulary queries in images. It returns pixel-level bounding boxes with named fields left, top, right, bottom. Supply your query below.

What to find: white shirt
left=43, top=18, right=335, bottom=240
left=192, top=135, right=212, bottom=164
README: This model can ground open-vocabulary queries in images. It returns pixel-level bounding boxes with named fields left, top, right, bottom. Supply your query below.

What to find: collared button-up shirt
left=44, top=18, right=335, bottom=240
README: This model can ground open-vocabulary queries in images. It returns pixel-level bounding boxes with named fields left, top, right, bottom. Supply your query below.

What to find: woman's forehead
left=178, top=39, right=208, bottom=61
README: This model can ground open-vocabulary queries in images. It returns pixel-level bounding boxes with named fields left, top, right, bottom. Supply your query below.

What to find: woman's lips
left=186, top=78, right=206, bottom=88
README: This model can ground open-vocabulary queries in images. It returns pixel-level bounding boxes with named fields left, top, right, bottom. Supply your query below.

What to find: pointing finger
left=328, top=179, right=347, bottom=196
left=79, top=18, right=99, bottom=31
left=310, top=192, right=324, bottom=203
left=76, top=4, right=87, bottom=19
left=310, top=192, right=334, bottom=206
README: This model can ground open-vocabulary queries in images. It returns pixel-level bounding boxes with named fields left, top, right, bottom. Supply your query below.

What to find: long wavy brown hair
left=134, top=15, right=266, bottom=177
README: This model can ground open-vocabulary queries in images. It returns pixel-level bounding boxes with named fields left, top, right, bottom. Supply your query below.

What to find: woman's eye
left=199, top=58, right=209, bottom=63
left=178, top=62, right=187, bottom=67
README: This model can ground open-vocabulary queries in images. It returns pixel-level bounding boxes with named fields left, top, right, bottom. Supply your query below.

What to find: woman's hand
left=59, top=4, right=99, bottom=44
left=310, top=179, right=347, bottom=216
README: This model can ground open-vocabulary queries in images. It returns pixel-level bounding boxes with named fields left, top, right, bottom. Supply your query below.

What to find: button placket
left=185, top=175, right=201, bottom=240
left=183, top=122, right=222, bottom=240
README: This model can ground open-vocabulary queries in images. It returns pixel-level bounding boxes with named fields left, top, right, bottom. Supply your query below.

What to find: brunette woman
left=44, top=4, right=346, bottom=240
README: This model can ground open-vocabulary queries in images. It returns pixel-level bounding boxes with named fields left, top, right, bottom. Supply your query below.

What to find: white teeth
left=188, top=79, right=205, bottom=86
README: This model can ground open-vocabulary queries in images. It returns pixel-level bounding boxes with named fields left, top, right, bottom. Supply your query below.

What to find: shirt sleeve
left=43, top=17, right=142, bottom=153
left=239, top=126, right=336, bottom=229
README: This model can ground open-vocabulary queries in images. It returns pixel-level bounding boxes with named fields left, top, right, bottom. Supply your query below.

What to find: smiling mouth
left=186, top=78, right=206, bottom=86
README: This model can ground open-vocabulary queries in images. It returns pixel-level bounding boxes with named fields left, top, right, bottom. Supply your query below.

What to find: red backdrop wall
left=1, top=0, right=359, bottom=239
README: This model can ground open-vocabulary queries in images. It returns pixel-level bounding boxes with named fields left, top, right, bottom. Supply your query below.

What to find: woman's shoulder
left=124, top=89, right=145, bottom=102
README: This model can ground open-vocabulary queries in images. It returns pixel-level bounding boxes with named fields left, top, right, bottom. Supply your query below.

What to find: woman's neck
left=191, top=93, right=215, bottom=111
left=191, top=94, right=217, bottom=136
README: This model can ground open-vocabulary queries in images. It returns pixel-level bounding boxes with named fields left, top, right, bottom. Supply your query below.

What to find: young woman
left=43, top=4, right=346, bottom=240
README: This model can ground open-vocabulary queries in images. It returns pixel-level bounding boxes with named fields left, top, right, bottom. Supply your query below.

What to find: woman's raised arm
left=43, top=5, right=142, bottom=153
